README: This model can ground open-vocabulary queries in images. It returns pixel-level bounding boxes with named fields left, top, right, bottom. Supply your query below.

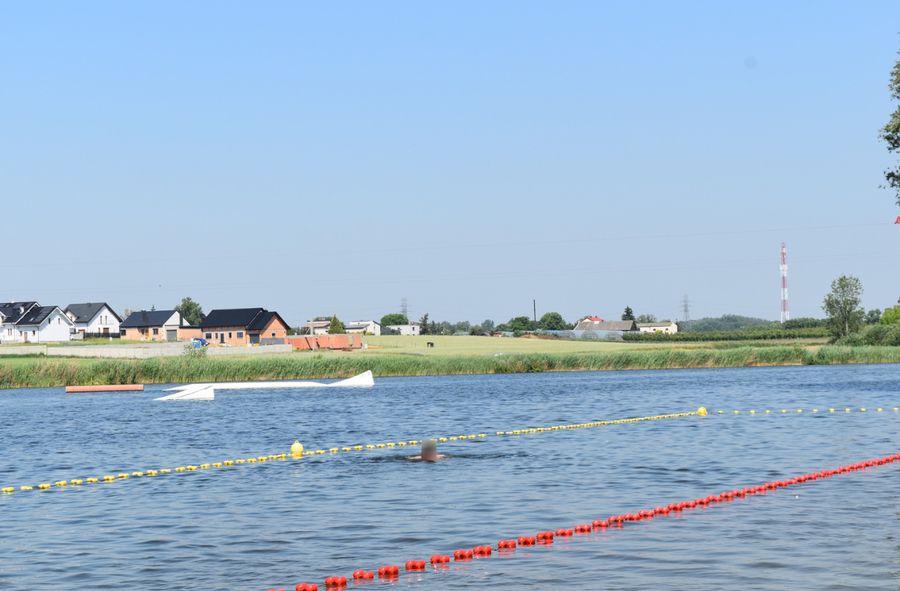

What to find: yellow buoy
left=697, top=406, right=708, bottom=416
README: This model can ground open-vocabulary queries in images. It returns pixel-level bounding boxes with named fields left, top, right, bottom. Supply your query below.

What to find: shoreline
left=0, top=345, right=898, bottom=390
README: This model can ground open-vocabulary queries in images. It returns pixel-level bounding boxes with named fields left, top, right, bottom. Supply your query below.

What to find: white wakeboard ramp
left=154, top=370, right=374, bottom=401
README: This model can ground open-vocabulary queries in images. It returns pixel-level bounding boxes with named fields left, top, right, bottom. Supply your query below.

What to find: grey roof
left=17, top=305, right=61, bottom=326
left=121, top=310, right=178, bottom=328
left=574, top=319, right=637, bottom=331
left=0, top=302, right=38, bottom=324
left=65, top=302, right=122, bottom=324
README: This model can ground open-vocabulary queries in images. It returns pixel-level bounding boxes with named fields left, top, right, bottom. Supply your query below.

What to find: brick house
left=120, top=310, right=191, bottom=342
left=200, top=308, right=289, bottom=346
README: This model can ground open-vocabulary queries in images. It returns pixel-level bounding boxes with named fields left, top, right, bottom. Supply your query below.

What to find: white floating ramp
left=154, top=371, right=374, bottom=401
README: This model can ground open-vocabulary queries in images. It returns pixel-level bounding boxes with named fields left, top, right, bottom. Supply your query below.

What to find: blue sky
left=2, top=1, right=898, bottom=325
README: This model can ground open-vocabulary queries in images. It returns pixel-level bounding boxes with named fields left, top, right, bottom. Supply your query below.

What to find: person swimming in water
left=409, top=439, right=446, bottom=462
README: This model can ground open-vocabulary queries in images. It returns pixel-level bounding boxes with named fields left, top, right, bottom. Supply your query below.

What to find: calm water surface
left=0, top=365, right=898, bottom=590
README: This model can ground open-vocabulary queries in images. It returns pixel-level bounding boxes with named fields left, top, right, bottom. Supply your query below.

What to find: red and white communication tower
left=780, top=242, right=790, bottom=323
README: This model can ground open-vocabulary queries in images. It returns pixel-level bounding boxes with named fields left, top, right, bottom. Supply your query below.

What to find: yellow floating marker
left=20, top=485, right=33, bottom=491
left=54, top=480, right=68, bottom=487
left=131, top=471, right=144, bottom=477
left=1, top=487, right=14, bottom=494
left=38, top=483, right=52, bottom=490
left=200, top=464, right=211, bottom=470
left=211, top=463, right=221, bottom=469
left=70, top=479, right=83, bottom=486
left=146, top=470, right=159, bottom=476
left=329, top=447, right=339, bottom=453
left=159, top=468, right=172, bottom=474
left=85, top=478, right=98, bottom=484
left=103, top=475, right=115, bottom=482
left=117, top=473, right=129, bottom=479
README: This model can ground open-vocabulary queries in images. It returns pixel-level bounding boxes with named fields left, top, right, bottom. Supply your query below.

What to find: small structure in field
left=637, top=321, right=678, bottom=334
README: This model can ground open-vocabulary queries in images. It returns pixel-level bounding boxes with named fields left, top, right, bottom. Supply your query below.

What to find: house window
left=237, top=332, right=244, bottom=339
left=152, top=328, right=159, bottom=335
left=205, top=333, right=211, bottom=339
left=271, top=332, right=275, bottom=337
left=120, top=329, right=126, bottom=337
left=228, top=332, right=232, bottom=339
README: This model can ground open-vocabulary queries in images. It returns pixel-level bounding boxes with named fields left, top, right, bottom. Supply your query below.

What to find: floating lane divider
left=269, top=452, right=900, bottom=591
left=1, top=407, right=707, bottom=497
left=710, top=406, right=899, bottom=415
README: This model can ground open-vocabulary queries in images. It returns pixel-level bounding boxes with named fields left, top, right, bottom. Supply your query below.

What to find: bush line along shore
left=2, top=346, right=899, bottom=390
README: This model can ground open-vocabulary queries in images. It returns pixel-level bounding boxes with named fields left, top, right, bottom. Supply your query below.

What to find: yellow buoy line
left=1, top=408, right=707, bottom=496
left=711, top=406, right=899, bottom=416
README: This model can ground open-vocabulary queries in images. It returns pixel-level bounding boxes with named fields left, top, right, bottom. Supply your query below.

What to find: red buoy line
left=267, top=452, right=900, bottom=591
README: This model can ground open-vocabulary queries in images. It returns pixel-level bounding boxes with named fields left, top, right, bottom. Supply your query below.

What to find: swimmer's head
left=422, top=439, right=438, bottom=462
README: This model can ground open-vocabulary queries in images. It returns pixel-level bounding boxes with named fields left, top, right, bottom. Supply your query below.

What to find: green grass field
left=0, top=335, right=894, bottom=390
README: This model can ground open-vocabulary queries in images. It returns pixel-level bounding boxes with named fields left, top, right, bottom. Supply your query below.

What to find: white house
left=65, top=302, right=122, bottom=337
left=0, top=302, right=73, bottom=343
left=637, top=321, right=678, bottom=334
left=387, top=323, right=421, bottom=336
left=345, top=320, right=381, bottom=336
left=304, top=320, right=331, bottom=336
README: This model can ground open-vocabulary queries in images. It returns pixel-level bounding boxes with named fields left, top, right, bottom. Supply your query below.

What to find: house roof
left=575, top=319, right=637, bottom=331
left=0, top=302, right=38, bottom=324
left=638, top=322, right=676, bottom=328
left=65, top=302, right=122, bottom=324
left=249, top=310, right=288, bottom=331
left=17, top=305, right=69, bottom=326
left=201, top=308, right=287, bottom=330
left=121, top=310, right=178, bottom=328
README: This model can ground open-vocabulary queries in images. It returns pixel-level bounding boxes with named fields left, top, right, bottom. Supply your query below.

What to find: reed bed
left=1, top=346, right=899, bottom=390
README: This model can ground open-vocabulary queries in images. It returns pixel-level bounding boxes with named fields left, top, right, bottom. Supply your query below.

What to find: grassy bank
left=1, top=346, right=899, bottom=390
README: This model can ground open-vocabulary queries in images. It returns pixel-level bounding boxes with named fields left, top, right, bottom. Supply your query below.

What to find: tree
left=175, top=296, right=204, bottom=327
left=418, top=313, right=430, bottom=335
left=506, top=316, right=536, bottom=332
left=380, top=313, right=409, bottom=326
left=328, top=315, right=345, bottom=334
left=481, top=319, right=495, bottom=332
left=882, top=306, right=900, bottom=325
left=636, top=313, right=657, bottom=324
left=865, top=309, right=883, bottom=325
left=621, top=306, right=635, bottom=321
left=538, top=311, right=567, bottom=331
left=881, top=52, right=900, bottom=205
left=822, top=275, right=865, bottom=339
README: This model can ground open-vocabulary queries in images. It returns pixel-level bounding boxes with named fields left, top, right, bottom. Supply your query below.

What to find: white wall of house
left=637, top=322, right=678, bottom=334
left=15, top=309, right=73, bottom=343
left=345, top=320, right=381, bottom=336
left=71, top=305, right=121, bottom=335
left=388, top=324, right=420, bottom=336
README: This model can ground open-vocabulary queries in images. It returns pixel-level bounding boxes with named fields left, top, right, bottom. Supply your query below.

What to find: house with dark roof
left=120, top=309, right=194, bottom=342
left=0, top=301, right=73, bottom=343
left=65, top=302, right=122, bottom=337
left=200, top=308, right=289, bottom=346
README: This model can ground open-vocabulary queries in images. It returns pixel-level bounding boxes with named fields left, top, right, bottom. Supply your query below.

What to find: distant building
left=573, top=317, right=638, bottom=332
left=0, top=301, right=73, bottom=343
left=304, top=320, right=332, bottom=336
left=120, top=310, right=189, bottom=342
left=637, top=321, right=678, bottom=335
left=65, top=302, right=122, bottom=337
left=387, top=323, right=420, bottom=336
left=344, top=320, right=381, bottom=336
left=200, top=308, right=289, bottom=346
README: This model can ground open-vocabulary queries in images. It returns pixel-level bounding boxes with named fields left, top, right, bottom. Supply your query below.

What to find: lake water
left=0, top=364, right=898, bottom=591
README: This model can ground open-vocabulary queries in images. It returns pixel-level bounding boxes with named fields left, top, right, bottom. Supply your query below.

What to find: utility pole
left=533, top=299, right=537, bottom=324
